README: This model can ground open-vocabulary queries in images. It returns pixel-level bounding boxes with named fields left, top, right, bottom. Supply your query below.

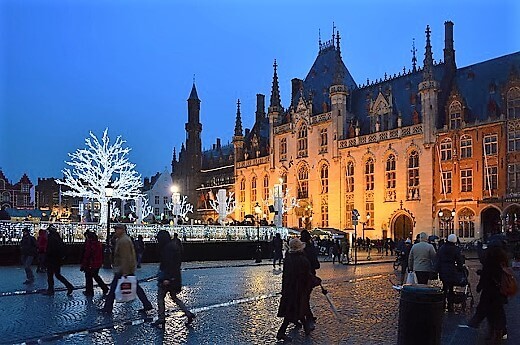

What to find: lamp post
left=103, top=182, right=114, bottom=269
left=352, top=209, right=360, bottom=265
left=171, top=185, right=180, bottom=226
left=254, top=202, right=262, bottom=263
left=438, top=208, right=456, bottom=238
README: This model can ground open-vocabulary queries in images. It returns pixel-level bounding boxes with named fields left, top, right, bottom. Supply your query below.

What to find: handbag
left=115, top=275, right=137, bottom=302
left=500, top=266, right=518, bottom=297
left=406, top=271, right=418, bottom=285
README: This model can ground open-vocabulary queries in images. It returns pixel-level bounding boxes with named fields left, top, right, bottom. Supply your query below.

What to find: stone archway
left=480, top=207, right=501, bottom=241
left=392, top=214, right=413, bottom=241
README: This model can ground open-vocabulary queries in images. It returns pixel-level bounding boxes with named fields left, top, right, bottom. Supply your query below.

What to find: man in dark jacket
left=20, top=227, right=37, bottom=284
left=81, top=231, right=109, bottom=296
left=276, top=238, right=314, bottom=341
left=151, top=230, right=195, bottom=328
left=300, top=229, right=320, bottom=325
left=43, top=225, right=74, bottom=295
left=272, top=233, right=283, bottom=267
left=436, top=233, right=464, bottom=311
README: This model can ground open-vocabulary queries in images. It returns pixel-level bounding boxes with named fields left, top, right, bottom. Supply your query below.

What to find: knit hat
left=289, top=238, right=306, bottom=252
left=447, top=233, right=457, bottom=243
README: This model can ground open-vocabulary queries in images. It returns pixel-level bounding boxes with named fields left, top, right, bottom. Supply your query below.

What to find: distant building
left=143, top=169, right=174, bottom=221
left=35, top=178, right=82, bottom=221
left=0, top=169, right=33, bottom=210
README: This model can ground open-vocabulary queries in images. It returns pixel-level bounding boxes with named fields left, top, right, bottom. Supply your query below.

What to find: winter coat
left=37, top=230, right=47, bottom=254
left=302, top=242, right=320, bottom=274
left=476, top=245, right=509, bottom=305
left=134, top=238, right=145, bottom=255
left=46, top=231, right=66, bottom=266
left=81, top=238, right=103, bottom=270
left=113, top=234, right=136, bottom=276
left=436, top=242, right=465, bottom=284
left=277, top=251, right=313, bottom=322
left=408, top=241, right=436, bottom=272
left=20, top=234, right=37, bottom=257
left=273, top=236, right=283, bottom=257
left=157, top=240, right=182, bottom=293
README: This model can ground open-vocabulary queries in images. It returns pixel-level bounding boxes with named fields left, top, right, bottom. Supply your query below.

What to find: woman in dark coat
left=276, top=238, right=314, bottom=341
left=151, top=230, right=195, bottom=328
left=436, top=234, right=464, bottom=311
left=43, top=225, right=74, bottom=295
left=467, top=240, right=509, bottom=341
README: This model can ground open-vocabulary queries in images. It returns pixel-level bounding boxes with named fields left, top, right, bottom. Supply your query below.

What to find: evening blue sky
left=1, top=0, right=519, bottom=185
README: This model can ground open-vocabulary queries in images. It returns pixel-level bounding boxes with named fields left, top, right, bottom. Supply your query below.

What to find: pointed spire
left=188, top=82, right=199, bottom=101
left=336, top=30, right=341, bottom=55
left=318, top=28, right=322, bottom=50
left=234, top=99, right=243, bottom=136
left=269, top=59, right=282, bottom=111
left=411, top=38, right=417, bottom=72
left=423, top=25, right=434, bottom=80
left=332, top=21, right=336, bottom=47
left=172, top=147, right=177, bottom=162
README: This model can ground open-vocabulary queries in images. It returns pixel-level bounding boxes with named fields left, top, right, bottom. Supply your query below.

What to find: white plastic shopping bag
left=406, top=271, right=418, bottom=285
left=115, top=275, right=137, bottom=302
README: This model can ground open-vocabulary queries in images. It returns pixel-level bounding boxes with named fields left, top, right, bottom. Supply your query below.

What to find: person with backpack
left=20, top=227, right=37, bottom=284
left=465, top=240, right=511, bottom=341
left=43, top=224, right=74, bottom=296
left=81, top=231, right=109, bottom=296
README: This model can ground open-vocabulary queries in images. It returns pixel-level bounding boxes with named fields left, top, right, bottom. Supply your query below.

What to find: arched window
left=263, top=175, right=269, bottom=201
left=298, top=166, right=309, bottom=199
left=440, top=138, right=452, bottom=160
left=320, top=128, right=328, bottom=153
left=365, top=158, right=374, bottom=191
left=408, top=150, right=420, bottom=200
left=449, top=101, right=462, bottom=129
left=346, top=161, right=354, bottom=193
left=280, top=138, right=287, bottom=160
left=297, top=124, right=308, bottom=158
left=460, top=135, right=472, bottom=158
left=385, top=155, right=396, bottom=201
left=458, top=208, right=475, bottom=238
left=251, top=176, right=257, bottom=202
left=320, top=164, right=329, bottom=194
left=507, top=87, right=520, bottom=119
left=239, top=178, right=246, bottom=203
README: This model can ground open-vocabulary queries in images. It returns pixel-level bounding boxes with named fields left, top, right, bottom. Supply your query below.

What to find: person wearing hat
left=399, top=238, right=412, bottom=285
left=20, top=227, right=37, bottom=284
left=276, top=238, right=314, bottom=341
left=43, top=224, right=74, bottom=295
left=436, top=233, right=465, bottom=312
left=408, top=232, right=436, bottom=284
left=101, top=224, right=153, bottom=314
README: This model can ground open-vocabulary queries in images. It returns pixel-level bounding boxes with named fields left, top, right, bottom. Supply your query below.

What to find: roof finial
left=411, top=38, right=417, bottom=72
left=234, top=99, right=243, bottom=137
left=423, top=25, right=434, bottom=80
left=336, top=30, right=341, bottom=54
left=269, top=59, right=282, bottom=112
left=318, top=28, right=322, bottom=50
left=332, top=21, right=336, bottom=47
left=193, top=74, right=195, bottom=84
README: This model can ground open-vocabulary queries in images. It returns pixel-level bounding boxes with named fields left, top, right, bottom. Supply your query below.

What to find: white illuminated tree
left=166, top=195, right=194, bottom=222
left=209, top=189, right=236, bottom=225
left=129, top=196, right=154, bottom=223
left=56, top=128, right=143, bottom=225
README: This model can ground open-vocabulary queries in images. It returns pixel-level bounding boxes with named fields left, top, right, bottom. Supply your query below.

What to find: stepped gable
left=296, top=43, right=357, bottom=115
left=449, top=52, right=520, bottom=126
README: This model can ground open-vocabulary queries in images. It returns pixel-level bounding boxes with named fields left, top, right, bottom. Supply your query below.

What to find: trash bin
left=397, top=284, right=444, bottom=345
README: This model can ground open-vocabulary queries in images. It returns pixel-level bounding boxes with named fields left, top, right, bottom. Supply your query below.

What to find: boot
left=276, top=321, right=291, bottom=341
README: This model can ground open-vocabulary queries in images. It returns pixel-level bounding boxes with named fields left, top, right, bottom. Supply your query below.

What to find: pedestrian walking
left=36, top=227, right=47, bottom=273
left=43, top=225, right=74, bottom=295
left=134, top=235, right=145, bottom=268
left=332, top=239, right=341, bottom=264
left=272, top=233, right=283, bottom=267
left=400, top=239, right=412, bottom=285
left=436, top=234, right=464, bottom=312
left=81, top=231, right=109, bottom=296
left=20, top=227, right=37, bottom=284
left=340, top=239, right=350, bottom=264
left=300, top=229, right=320, bottom=324
left=151, top=230, right=195, bottom=328
left=408, top=232, right=436, bottom=284
left=276, top=238, right=314, bottom=341
left=101, top=224, right=153, bottom=314
left=465, top=240, right=510, bottom=341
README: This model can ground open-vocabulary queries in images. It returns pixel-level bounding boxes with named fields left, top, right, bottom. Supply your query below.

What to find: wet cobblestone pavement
left=0, top=258, right=518, bottom=344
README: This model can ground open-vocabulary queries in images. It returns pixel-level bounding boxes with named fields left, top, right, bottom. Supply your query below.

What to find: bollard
left=397, top=284, right=444, bottom=345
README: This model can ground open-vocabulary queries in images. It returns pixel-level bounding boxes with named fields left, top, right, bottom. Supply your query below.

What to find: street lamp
left=352, top=209, right=360, bottom=265
left=438, top=208, right=456, bottom=238
left=103, top=182, right=114, bottom=269
left=362, top=213, right=371, bottom=260
left=254, top=202, right=262, bottom=263
left=171, top=185, right=180, bottom=226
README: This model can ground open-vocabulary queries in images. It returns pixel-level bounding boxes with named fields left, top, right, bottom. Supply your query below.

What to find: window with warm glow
left=320, top=128, right=328, bottom=152
left=365, top=158, right=374, bottom=191
left=297, top=125, right=308, bottom=158
left=320, top=164, right=329, bottom=194
left=385, top=155, right=396, bottom=201
left=460, top=135, right=472, bottom=158
left=458, top=208, right=475, bottom=238
left=251, top=176, right=257, bottom=202
left=298, top=166, right=309, bottom=199
left=408, top=151, right=420, bottom=200
left=239, top=178, right=246, bottom=203
left=346, top=162, right=355, bottom=193
left=280, top=138, right=287, bottom=160
left=263, top=175, right=269, bottom=201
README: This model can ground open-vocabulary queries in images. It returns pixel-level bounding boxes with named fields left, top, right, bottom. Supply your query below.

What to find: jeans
left=157, top=283, right=192, bottom=321
left=84, top=268, right=109, bottom=295
left=103, top=273, right=152, bottom=311
left=21, top=255, right=34, bottom=281
left=46, top=264, right=74, bottom=291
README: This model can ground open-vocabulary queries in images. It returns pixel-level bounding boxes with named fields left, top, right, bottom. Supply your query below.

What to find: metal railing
left=0, top=221, right=289, bottom=245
